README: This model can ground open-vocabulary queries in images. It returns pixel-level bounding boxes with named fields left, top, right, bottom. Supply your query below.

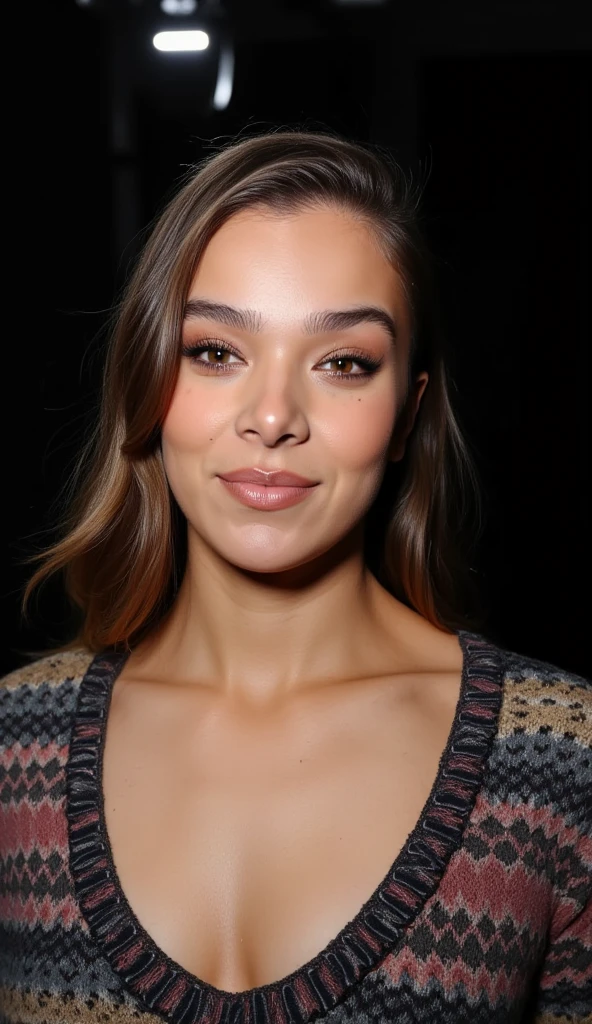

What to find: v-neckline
left=65, top=630, right=504, bottom=1024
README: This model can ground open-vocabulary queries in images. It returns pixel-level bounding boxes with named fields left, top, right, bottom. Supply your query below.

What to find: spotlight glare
left=153, top=30, right=209, bottom=52
left=212, top=42, right=234, bottom=111
left=160, top=0, right=197, bottom=12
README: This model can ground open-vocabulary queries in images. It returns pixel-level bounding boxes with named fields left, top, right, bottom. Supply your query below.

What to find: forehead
left=189, top=206, right=411, bottom=332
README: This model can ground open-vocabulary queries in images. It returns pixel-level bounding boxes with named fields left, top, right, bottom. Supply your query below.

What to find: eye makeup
left=180, top=339, right=383, bottom=382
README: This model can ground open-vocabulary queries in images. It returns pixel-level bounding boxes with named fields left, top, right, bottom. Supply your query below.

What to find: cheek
left=320, top=390, right=398, bottom=472
left=162, top=382, right=222, bottom=453
left=160, top=384, right=218, bottom=513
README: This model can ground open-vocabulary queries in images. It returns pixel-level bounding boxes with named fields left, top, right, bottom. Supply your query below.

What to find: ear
left=388, top=372, right=429, bottom=463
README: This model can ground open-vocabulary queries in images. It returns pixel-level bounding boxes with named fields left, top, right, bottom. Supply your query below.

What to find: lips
left=217, top=467, right=319, bottom=510
left=218, top=467, right=317, bottom=487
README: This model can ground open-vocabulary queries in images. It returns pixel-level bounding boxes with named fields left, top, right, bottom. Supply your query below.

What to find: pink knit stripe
left=472, top=793, right=592, bottom=862
left=436, top=848, right=554, bottom=927
left=382, top=942, right=529, bottom=1002
left=0, top=794, right=69, bottom=857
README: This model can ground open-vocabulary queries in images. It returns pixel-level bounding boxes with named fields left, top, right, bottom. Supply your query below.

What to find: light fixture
left=212, top=38, right=234, bottom=110
left=153, top=29, right=210, bottom=51
left=160, top=0, right=198, bottom=14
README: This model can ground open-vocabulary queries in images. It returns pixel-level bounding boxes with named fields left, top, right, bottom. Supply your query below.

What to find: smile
left=218, top=478, right=318, bottom=510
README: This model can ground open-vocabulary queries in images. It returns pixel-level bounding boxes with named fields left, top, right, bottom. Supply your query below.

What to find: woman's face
left=162, top=204, right=427, bottom=574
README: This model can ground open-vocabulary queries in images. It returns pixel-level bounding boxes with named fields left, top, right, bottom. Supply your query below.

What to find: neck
left=128, top=524, right=428, bottom=705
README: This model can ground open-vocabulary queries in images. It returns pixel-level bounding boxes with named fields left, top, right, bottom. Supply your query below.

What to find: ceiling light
left=153, top=29, right=210, bottom=51
left=212, top=40, right=234, bottom=110
left=160, top=0, right=198, bottom=14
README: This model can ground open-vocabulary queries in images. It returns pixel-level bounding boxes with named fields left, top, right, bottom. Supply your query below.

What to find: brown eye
left=181, top=341, right=243, bottom=371
left=206, top=348, right=232, bottom=364
left=329, top=357, right=355, bottom=374
left=317, top=352, right=381, bottom=379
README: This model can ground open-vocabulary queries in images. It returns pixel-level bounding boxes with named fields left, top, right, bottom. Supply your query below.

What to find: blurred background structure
left=3, top=0, right=591, bottom=676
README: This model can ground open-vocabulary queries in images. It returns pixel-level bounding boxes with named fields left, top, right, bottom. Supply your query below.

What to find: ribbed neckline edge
left=65, top=630, right=505, bottom=1024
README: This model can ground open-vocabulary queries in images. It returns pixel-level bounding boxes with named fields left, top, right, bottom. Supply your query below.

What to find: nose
left=234, top=358, right=310, bottom=448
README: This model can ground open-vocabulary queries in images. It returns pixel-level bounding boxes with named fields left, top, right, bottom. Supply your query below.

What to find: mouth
left=217, top=477, right=319, bottom=511
left=219, top=467, right=317, bottom=487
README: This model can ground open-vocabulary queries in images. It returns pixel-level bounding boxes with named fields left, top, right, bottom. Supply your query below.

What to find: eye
left=181, top=340, right=383, bottom=380
left=181, top=341, right=243, bottom=371
left=316, top=351, right=382, bottom=379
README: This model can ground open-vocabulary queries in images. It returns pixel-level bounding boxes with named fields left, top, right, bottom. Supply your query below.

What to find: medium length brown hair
left=24, top=128, right=481, bottom=651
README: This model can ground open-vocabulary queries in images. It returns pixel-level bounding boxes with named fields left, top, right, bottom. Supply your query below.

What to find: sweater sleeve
left=497, top=658, right=592, bottom=1022
left=532, top=701, right=592, bottom=1023
left=532, top=680, right=592, bottom=1022
left=533, top=884, right=592, bottom=1022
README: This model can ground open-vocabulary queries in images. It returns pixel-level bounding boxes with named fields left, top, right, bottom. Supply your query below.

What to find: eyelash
left=180, top=340, right=382, bottom=380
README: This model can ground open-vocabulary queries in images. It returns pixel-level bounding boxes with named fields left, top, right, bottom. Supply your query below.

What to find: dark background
left=3, top=0, right=590, bottom=677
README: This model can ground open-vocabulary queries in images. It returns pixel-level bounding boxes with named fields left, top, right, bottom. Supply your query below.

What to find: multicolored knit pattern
left=0, top=635, right=590, bottom=1024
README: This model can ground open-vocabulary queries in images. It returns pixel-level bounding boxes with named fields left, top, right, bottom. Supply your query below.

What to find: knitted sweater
left=0, top=632, right=590, bottom=1024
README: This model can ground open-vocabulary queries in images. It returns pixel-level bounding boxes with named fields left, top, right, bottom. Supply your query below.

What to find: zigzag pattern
left=324, top=970, right=521, bottom=1023
left=0, top=920, right=129, bottom=996
left=502, top=653, right=588, bottom=687
left=483, top=733, right=591, bottom=829
left=534, top=978, right=592, bottom=1018
left=0, top=679, right=79, bottom=749
left=0, top=639, right=590, bottom=1024
left=0, top=746, right=67, bottom=807
left=465, top=800, right=592, bottom=900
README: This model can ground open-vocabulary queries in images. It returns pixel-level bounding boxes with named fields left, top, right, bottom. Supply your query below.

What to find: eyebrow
left=183, top=298, right=398, bottom=345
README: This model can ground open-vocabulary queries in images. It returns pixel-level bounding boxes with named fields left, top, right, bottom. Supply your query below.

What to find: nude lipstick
left=217, top=467, right=319, bottom=511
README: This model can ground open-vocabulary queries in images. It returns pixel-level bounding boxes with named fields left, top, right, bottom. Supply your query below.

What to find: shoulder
left=496, top=644, right=591, bottom=748
left=478, top=639, right=591, bottom=835
left=464, top=642, right=592, bottom=964
left=0, top=648, right=95, bottom=693
left=0, top=648, right=96, bottom=750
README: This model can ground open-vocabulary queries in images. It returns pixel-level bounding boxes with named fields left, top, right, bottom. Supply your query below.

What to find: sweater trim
left=65, top=630, right=504, bottom=1024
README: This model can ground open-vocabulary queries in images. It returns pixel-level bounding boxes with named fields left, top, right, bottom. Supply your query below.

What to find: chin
left=222, top=545, right=311, bottom=575
left=191, top=517, right=360, bottom=577
left=207, top=532, right=329, bottom=578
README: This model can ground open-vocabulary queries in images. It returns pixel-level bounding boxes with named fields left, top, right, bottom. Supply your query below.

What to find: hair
left=23, top=127, right=482, bottom=652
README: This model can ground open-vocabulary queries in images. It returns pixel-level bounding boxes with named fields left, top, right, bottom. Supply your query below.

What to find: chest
left=101, top=673, right=459, bottom=993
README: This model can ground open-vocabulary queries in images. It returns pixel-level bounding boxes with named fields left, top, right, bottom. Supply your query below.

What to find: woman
left=1, top=130, right=590, bottom=1023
